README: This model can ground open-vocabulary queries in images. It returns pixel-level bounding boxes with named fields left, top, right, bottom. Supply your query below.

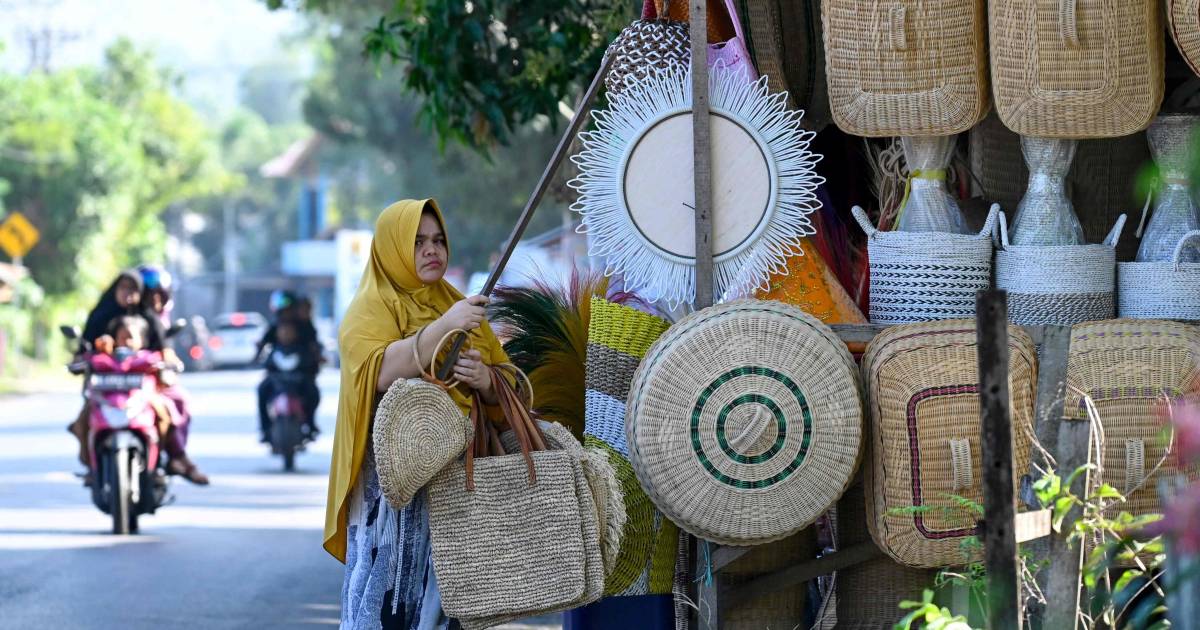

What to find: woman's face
left=414, top=212, right=448, bottom=284
left=115, top=278, right=141, bottom=309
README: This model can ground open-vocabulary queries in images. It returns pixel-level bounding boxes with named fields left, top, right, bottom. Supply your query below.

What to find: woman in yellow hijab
left=330, top=199, right=509, bottom=629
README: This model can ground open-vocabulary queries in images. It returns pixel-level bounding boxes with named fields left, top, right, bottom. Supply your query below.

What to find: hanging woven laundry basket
left=990, top=0, right=1164, bottom=139
left=996, top=212, right=1125, bottom=326
left=583, top=297, right=679, bottom=597
left=627, top=300, right=862, bottom=546
left=862, top=320, right=1037, bottom=568
left=1118, top=231, right=1200, bottom=321
left=1065, top=320, right=1200, bottom=565
left=822, top=0, right=989, bottom=137
left=1169, top=0, right=1200, bottom=77
left=852, top=204, right=999, bottom=325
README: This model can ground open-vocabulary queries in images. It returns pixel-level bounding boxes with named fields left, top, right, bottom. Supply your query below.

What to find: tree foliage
left=269, top=0, right=633, bottom=150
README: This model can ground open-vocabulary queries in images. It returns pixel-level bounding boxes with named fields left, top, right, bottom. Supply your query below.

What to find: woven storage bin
left=989, top=0, right=1164, bottom=139
left=717, top=528, right=817, bottom=630
left=627, top=300, right=862, bottom=546
left=862, top=320, right=1037, bottom=568
left=1169, top=0, right=1200, bottom=77
left=996, top=212, right=1125, bottom=326
left=1118, top=231, right=1200, bottom=321
left=835, top=482, right=938, bottom=629
left=852, top=204, right=999, bottom=325
left=584, top=297, right=679, bottom=596
left=1065, top=320, right=1200, bottom=553
left=822, top=0, right=988, bottom=137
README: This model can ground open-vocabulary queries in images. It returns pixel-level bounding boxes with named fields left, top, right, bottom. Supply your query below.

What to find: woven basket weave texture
left=822, top=0, right=988, bottom=137
left=989, top=0, right=1164, bottom=138
left=719, top=528, right=817, bottom=629
left=605, top=19, right=691, bottom=101
left=626, top=300, right=862, bottom=546
left=1169, top=0, right=1200, bottom=76
left=1118, top=231, right=1200, bottom=321
left=372, top=377, right=468, bottom=511
left=739, top=0, right=832, bottom=131
left=862, top=320, right=1037, bottom=568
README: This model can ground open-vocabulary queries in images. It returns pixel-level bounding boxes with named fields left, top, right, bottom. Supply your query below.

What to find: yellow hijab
left=324, top=199, right=509, bottom=562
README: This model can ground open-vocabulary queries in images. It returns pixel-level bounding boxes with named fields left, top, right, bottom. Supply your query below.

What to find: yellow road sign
left=0, top=212, right=40, bottom=259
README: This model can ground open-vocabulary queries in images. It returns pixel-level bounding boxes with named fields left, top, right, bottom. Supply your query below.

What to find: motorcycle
left=264, top=349, right=312, bottom=472
left=62, top=324, right=182, bottom=535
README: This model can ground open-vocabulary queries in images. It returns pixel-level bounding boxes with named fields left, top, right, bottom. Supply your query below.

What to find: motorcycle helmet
left=138, top=264, right=173, bottom=295
left=269, top=289, right=296, bottom=314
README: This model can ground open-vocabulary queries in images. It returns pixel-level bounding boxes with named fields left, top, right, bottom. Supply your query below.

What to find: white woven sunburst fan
left=569, top=63, right=824, bottom=307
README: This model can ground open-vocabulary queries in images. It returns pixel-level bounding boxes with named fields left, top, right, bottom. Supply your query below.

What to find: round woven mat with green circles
left=626, top=300, right=862, bottom=546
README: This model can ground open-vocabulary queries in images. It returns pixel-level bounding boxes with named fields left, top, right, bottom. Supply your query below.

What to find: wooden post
left=689, top=1, right=714, bottom=629
left=976, top=289, right=1020, bottom=630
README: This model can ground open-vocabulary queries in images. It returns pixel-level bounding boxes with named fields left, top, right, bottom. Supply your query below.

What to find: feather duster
left=489, top=267, right=640, bottom=440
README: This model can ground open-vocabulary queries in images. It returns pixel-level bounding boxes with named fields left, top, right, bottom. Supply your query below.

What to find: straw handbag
left=822, top=0, right=989, bottom=137
left=1118, top=231, right=1200, bottom=321
left=583, top=297, right=680, bottom=596
left=1169, top=0, right=1200, bottom=77
left=372, top=326, right=471, bottom=510
left=996, top=212, right=1125, bottom=326
left=989, top=0, right=1164, bottom=138
left=862, top=320, right=1037, bottom=568
left=427, top=364, right=603, bottom=627
left=627, top=300, right=862, bottom=546
left=852, top=204, right=999, bottom=325
left=1065, top=320, right=1200, bottom=564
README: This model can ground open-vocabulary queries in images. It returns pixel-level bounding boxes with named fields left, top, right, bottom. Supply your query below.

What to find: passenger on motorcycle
left=256, top=290, right=322, bottom=441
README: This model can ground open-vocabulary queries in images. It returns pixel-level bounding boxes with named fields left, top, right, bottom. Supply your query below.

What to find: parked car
left=173, top=316, right=213, bottom=372
left=208, top=312, right=268, bottom=369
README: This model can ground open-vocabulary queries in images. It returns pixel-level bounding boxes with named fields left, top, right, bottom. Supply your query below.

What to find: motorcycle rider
left=256, top=290, right=322, bottom=441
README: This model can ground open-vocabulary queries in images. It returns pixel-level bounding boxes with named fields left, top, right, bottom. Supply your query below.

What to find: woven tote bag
left=1169, top=0, right=1200, bottom=77
left=852, top=204, right=1000, bottom=325
left=989, top=0, right=1164, bottom=139
left=862, top=320, right=1037, bottom=568
left=626, top=300, right=862, bottom=546
left=583, top=297, right=680, bottom=596
left=822, top=0, right=989, bottom=137
left=1065, top=320, right=1200, bottom=540
left=1118, top=231, right=1200, bottom=321
left=428, top=366, right=603, bottom=623
left=372, top=326, right=471, bottom=510
left=996, top=212, right=1125, bottom=326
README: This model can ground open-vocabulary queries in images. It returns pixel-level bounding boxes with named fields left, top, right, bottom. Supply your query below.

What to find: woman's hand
left=453, top=349, right=492, bottom=393
left=437, top=295, right=488, bottom=334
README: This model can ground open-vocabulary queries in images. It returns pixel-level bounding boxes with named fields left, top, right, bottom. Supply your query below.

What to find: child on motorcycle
left=257, top=318, right=322, bottom=443
left=98, top=316, right=209, bottom=486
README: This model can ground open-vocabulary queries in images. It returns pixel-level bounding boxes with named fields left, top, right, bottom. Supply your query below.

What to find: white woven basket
left=1118, top=230, right=1200, bottom=321
left=852, top=204, right=999, bottom=325
left=996, top=212, right=1125, bottom=326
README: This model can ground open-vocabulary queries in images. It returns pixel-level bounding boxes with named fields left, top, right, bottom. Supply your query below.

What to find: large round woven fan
left=569, top=64, right=824, bottom=307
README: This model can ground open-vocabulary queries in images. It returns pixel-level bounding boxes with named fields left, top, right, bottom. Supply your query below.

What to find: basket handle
left=887, top=4, right=907, bottom=51
left=493, top=362, right=535, bottom=409
left=979, top=203, right=1001, bottom=242
left=997, top=210, right=1011, bottom=249
left=1058, top=0, right=1080, bottom=47
left=1172, top=230, right=1200, bottom=265
left=428, top=327, right=472, bottom=390
left=851, top=205, right=878, bottom=238
left=1103, top=214, right=1127, bottom=248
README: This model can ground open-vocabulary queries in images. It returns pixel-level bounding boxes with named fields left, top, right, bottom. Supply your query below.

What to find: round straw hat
left=373, top=328, right=470, bottom=510
left=626, top=300, right=861, bottom=545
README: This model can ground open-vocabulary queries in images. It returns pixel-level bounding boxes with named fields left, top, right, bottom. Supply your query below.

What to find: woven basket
left=584, top=297, right=678, bottom=596
left=1065, top=320, right=1200, bottom=530
left=372, top=327, right=470, bottom=510
left=862, top=320, right=1037, bottom=568
left=718, top=528, right=817, bottom=629
left=990, top=0, right=1164, bottom=139
left=1118, top=231, right=1200, bottom=321
left=836, top=482, right=938, bottom=628
left=968, top=114, right=1149, bottom=260
left=1169, top=0, right=1200, bottom=77
left=852, top=204, right=999, bottom=325
left=627, top=300, right=862, bottom=546
left=997, top=212, right=1125, bottom=326
left=605, top=17, right=690, bottom=101
left=739, top=0, right=832, bottom=131
left=822, top=0, right=988, bottom=137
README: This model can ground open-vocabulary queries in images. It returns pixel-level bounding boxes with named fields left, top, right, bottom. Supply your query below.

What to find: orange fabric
left=756, top=238, right=868, bottom=351
left=661, top=0, right=736, bottom=43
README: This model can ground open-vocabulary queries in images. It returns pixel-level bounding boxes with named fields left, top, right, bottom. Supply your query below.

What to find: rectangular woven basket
left=989, top=0, right=1164, bottom=139
left=1064, top=320, right=1200, bottom=565
left=861, top=320, right=1037, bottom=569
left=822, top=0, right=989, bottom=137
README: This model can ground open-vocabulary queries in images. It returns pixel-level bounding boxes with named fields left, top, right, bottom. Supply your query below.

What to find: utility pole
left=222, top=199, right=237, bottom=313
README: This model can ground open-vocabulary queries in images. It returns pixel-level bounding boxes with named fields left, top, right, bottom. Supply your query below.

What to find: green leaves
left=895, top=590, right=976, bottom=630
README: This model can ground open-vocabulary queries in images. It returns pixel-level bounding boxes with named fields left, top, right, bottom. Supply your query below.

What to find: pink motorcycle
left=63, top=327, right=174, bottom=534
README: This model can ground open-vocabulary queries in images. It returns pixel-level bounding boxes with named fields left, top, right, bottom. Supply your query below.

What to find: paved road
left=0, top=368, right=344, bottom=629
